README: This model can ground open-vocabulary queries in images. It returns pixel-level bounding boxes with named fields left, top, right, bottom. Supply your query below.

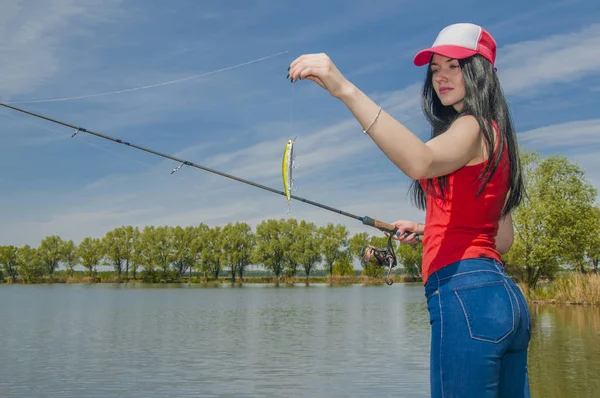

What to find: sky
left=1, top=0, right=600, bottom=249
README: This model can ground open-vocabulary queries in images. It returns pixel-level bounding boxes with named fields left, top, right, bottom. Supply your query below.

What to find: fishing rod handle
left=361, top=216, right=398, bottom=233
left=361, top=216, right=420, bottom=240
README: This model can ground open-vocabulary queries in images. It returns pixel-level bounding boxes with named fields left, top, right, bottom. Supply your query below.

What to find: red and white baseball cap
left=413, top=23, right=497, bottom=67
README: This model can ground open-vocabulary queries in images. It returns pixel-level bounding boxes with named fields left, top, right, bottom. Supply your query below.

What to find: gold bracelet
left=363, top=107, right=382, bottom=135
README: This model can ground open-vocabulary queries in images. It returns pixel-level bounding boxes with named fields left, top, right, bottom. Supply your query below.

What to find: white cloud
left=518, top=119, right=600, bottom=151
left=497, top=23, right=600, bottom=95
left=0, top=0, right=124, bottom=99
left=517, top=119, right=600, bottom=192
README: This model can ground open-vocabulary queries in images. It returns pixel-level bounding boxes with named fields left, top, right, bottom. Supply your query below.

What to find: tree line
left=0, top=219, right=421, bottom=284
left=1, top=151, right=599, bottom=288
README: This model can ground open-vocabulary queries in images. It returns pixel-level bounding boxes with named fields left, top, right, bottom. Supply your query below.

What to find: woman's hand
left=388, top=220, right=422, bottom=244
left=288, top=53, right=355, bottom=99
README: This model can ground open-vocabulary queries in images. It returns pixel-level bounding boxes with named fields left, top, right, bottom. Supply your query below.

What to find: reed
left=520, top=273, right=600, bottom=305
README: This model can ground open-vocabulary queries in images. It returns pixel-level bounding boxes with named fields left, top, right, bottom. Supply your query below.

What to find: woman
left=288, top=23, right=531, bottom=397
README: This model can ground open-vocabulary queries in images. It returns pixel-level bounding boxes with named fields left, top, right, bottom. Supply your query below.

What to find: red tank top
left=419, top=126, right=510, bottom=284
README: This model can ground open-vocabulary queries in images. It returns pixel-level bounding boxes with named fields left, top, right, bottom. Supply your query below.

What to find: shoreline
left=3, top=273, right=599, bottom=306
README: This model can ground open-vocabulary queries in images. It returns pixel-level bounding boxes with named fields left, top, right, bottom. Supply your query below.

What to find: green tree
left=121, top=226, right=139, bottom=280
left=152, top=226, right=175, bottom=280
left=0, top=246, right=20, bottom=282
left=221, top=222, right=255, bottom=283
left=190, top=223, right=211, bottom=279
left=60, top=240, right=77, bottom=277
left=199, top=226, right=224, bottom=280
left=506, top=152, right=598, bottom=288
left=38, top=235, right=64, bottom=275
left=293, top=221, right=322, bottom=285
left=396, top=242, right=423, bottom=278
left=252, top=219, right=286, bottom=281
left=318, top=223, right=349, bottom=278
left=332, top=251, right=354, bottom=276
left=172, top=226, right=198, bottom=280
left=18, top=245, right=45, bottom=283
left=348, top=232, right=369, bottom=260
left=136, top=226, right=174, bottom=281
left=281, top=218, right=299, bottom=278
left=77, top=237, right=104, bottom=277
left=130, top=227, right=144, bottom=280
left=137, top=226, right=157, bottom=276
left=587, top=207, right=600, bottom=274
left=102, top=228, right=128, bottom=279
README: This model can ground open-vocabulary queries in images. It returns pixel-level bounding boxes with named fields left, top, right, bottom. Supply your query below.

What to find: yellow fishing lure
left=282, top=137, right=297, bottom=212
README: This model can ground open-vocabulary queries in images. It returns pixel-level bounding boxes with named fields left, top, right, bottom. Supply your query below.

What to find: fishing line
left=0, top=102, right=410, bottom=238
left=6, top=51, right=289, bottom=104
left=0, top=108, right=156, bottom=170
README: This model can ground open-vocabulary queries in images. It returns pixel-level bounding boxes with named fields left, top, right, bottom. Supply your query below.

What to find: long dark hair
left=408, top=54, right=524, bottom=217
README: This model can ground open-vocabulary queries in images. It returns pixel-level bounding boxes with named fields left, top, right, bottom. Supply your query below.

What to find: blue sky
left=1, top=0, right=599, bottom=247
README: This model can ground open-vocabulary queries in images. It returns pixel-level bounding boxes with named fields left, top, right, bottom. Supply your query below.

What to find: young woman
left=288, top=23, right=531, bottom=397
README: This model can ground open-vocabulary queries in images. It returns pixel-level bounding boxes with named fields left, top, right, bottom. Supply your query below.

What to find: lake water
left=0, top=283, right=598, bottom=397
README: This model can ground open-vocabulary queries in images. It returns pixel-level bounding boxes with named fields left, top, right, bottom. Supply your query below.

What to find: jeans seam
left=492, top=259, right=504, bottom=273
left=436, top=272, right=444, bottom=398
left=515, top=285, right=532, bottom=340
left=507, top=281, right=521, bottom=330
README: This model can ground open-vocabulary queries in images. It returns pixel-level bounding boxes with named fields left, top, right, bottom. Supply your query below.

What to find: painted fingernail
left=287, top=66, right=290, bottom=71
left=286, top=74, right=289, bottom=79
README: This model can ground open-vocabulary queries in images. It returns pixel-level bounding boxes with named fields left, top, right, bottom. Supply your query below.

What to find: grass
left=519, top=273, right=600, bottom=305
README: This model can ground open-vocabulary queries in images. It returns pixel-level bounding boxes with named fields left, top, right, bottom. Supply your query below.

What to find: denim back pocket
left=453, top=280, right=515, bottom=344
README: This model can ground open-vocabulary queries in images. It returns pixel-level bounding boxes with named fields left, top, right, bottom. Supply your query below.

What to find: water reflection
left=528, top=304, right=600, bottom=398
left=0, top=284, right=597, bottom=397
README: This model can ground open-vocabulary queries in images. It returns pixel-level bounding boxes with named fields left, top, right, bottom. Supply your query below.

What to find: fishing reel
left=360, top=235, right=398, bottom=286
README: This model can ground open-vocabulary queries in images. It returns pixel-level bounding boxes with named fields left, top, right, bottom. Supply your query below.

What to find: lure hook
left=170, top=163, right=185, bottom=175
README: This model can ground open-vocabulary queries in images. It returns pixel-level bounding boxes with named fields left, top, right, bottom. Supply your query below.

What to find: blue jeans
left=424, top=257, right=531, bottom=398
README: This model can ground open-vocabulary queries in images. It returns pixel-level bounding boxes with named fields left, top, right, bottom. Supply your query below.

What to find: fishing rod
left=1, top=102, right=419, bottom=284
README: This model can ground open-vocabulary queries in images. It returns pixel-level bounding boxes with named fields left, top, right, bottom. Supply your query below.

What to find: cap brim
left=413, top=45, right=478, bottom=66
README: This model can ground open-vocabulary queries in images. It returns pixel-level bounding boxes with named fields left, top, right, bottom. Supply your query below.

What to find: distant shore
left=0, top=272, right=422, bottom=286
left=2, top=272, right=598, bottom=305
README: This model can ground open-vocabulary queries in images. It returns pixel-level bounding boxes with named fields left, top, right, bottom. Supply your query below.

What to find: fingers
left=289, top=63, right=322, bottom=83
left=387, top=220, right=420, bottom=244
left=289, top=53, right=326, bottom=70
left=394, top=232, right=418, bottom=245
left=288, top=53, right=329, bottom=82
left=403, top=233, right=419, bottom=244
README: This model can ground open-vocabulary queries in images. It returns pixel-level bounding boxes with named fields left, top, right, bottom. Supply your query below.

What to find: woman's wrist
left=335, top=80, right=360, bottom=102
